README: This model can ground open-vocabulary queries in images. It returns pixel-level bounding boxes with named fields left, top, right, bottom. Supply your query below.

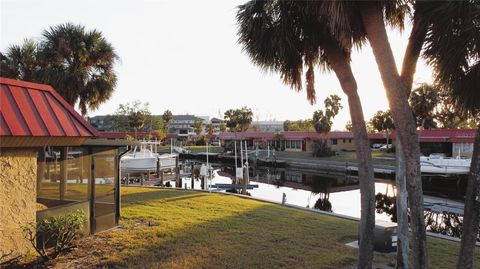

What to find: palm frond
left=423, top=0, right=480, bottom=114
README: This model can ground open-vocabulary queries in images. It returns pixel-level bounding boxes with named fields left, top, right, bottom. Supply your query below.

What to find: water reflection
left=184, top=162, right=472, bottom=239
left=304, top=175, right=333, bottom=212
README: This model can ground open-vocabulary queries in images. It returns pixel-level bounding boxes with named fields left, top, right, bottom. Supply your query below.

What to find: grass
left=48, top=187, right=479, bottom=269
left=183, top=146, right=222, bottom=153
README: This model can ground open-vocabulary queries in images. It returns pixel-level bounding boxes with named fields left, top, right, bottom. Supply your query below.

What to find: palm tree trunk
left=400, top=2, right=428, bottom=93
left=360, top=4, right=428, bottom=269
left=457, top=125, right=480, bottom=269
left=324, top=43, right=375, bottom=269
left=397, top=5, right=428, bottom=267
left=396, top=139, right=409, bottom=269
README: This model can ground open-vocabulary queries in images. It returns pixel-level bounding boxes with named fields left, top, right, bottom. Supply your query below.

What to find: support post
left=191, top=164, right=195, bottom=189
left=89, top=146, right=95, bottom=234
left=53, top=152, right=58, bottom=182
left=160, top=171, right=164, bottom=186
left=175, top=156, right=180, bottom=188
left=242, top=166, right=248, bottom=195
left=60, top=147, right=68, bottom=200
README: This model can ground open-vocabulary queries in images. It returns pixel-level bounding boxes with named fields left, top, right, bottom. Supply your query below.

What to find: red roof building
left=0, top=78, right=128, bottom=256
left=0, top=77, right=98, bottom=147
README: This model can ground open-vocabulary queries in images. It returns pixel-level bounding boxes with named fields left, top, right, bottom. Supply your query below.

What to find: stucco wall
left=0, top=150, right=37, bottom=258
left=330, top=138, right=356, bottom=152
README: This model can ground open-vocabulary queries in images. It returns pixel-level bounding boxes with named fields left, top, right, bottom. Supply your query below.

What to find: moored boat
left=420, top=154, right=471, bottom=175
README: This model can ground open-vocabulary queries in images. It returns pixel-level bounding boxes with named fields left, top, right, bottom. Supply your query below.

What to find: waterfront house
left=0, top=78, right=132, bottom=258
left=219, top=129, right=476, bottom=156
left=416, top=129, right=476, bottom=158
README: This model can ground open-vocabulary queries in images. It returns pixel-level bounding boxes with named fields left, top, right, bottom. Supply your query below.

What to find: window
left=343, top=139, right=346, bottom=143
left=332, top=139, right=338, bottom=145
left=296, top=140, right=301, bottom=149
left=349, top=139, right=352, bottom=143
left=463, top=143, right=473, bottom=153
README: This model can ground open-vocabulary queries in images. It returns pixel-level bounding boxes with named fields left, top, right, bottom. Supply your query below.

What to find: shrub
left=22, top=210, right=86, bottom=260
left=312, top=140, right=335, bottom=157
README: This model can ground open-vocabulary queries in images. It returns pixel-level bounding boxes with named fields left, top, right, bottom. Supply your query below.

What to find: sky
left=0, top=0, right=433, bottom=130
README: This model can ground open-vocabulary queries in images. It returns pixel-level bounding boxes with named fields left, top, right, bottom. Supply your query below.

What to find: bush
left=22, top=210, right=86, bottom=260
left=312, top=140, right=335, bottom=157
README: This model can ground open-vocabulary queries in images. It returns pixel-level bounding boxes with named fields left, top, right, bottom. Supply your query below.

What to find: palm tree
left=329, top=2, right=479, bottom=267
left=40, top=23, right=119, bottom=115
left=237, top=2, right=376, bottom=267
left=237, top=107, right=253, bottom=132
left=409, top=84, right=439, bottom=129
left=219, top=122, right=227, bottom=133
left=421, top=2, right=480, bottom=267
left=0, top=39, right=43, bottom=82
left=0, top=23, right=118, bottom=116
left=317, top=2, right=479, bottom=266
left=369, top=110, right=394, bottom=147
left=224, top=109, right=238, bottom=132
left=207, top=124, right=216, bottom=136
left=194, top=119, right=204, bottom=136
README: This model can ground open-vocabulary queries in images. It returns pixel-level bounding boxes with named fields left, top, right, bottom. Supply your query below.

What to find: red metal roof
left=417, top=129, right=476, bottom=143
left=0, top=77, right=98, bottom=138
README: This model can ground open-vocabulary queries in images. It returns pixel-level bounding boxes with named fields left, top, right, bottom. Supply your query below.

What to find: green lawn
left=50, top=187, right=479, bottom=268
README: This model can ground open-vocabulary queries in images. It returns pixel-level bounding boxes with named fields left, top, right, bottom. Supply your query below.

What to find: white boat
left=121, top=141, right=178, bottom=173
left=121, top=141, right=159, bottom=173
left=420, top=154, right=471, bottom=175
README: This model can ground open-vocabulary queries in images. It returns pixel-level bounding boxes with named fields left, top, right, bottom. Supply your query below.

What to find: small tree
left=194, top=119, right=203, bottom=136
left=312, top=95, right=342, bottom=157
left=345, top=121, right=353, bottom=132
left=219, top=122, right=227, bottom=132
left=369, top=110, right=394, bottom=147
left=207, top=124, right=216, bottom=136
left=162, top=110, right=173, bottom=131
left=111, top=100, right=151, bottom=134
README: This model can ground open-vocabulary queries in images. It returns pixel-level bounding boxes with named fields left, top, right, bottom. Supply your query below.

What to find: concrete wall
left=0, top=149, right=37, bottom=258
left=330, top=138, right=356, bottom=152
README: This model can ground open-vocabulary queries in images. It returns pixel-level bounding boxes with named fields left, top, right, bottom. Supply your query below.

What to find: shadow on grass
left=106, top=189, right=359, bottom=269
left=121, top=188, right=208, bottom=206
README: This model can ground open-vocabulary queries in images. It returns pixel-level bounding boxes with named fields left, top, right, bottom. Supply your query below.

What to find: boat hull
left=420, top=156, right=471, bottom=175
left=121, top=156, right=157, bottom=173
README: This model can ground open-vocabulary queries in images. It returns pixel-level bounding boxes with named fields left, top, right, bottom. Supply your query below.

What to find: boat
left=121, top=141, right=178, bottom=174
left=121, top=142, right=158, bottom=173
left=420, top=154, right=471, bottom=175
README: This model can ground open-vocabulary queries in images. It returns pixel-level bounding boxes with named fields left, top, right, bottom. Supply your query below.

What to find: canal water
left=176, top=161, right=470, bottom=240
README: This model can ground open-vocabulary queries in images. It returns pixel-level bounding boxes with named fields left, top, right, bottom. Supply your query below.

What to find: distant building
left=89, top=115, right=115, bottom=132
left=170, top=115, right=204, bottom=139
left=414, top=129, right=475, bottom=158
left=219, top=129, right=478, bottom=155
left=251, top=121, right=284, bottom=132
